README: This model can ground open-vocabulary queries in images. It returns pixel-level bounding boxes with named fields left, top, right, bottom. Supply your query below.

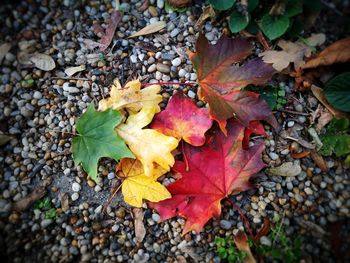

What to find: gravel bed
left=0, top=0, right=349, bottom=262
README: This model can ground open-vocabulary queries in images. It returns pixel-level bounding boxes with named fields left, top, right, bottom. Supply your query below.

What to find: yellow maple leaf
left=116, top=106, right=179, bottom=177
left=98, top=79, right=162, bottom=113
left=117, top=158, right=171, bottom=207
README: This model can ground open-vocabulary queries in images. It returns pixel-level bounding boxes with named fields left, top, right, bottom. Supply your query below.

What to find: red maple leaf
left=188, top=34, right=277, bottom=133
left=150, top=120, right=265, bottom=234
left=150, top=92, right=212, bottom=146
left=243, top=121, right=267, bottom=149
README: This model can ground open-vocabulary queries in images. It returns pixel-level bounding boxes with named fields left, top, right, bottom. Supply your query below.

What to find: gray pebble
left=156, top=63, right=170, bottom=74
left=40, top=219, right=53, bottom=228
left=219, top=220, right=232, bottom=230
left=171, top=57, right=181, bottom=67
left=269, top=152, right=279, bottom=160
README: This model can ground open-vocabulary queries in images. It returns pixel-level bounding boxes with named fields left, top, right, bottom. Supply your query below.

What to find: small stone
left=287, top=121, right=295, bottom=127
left=279, top=198, right=287, bottom=205
left=94, top=185, right=102, bottom=192
left=33, top=91, right=42, bottom=99
left=94, top=205, right=103, bottom=214
left=171, top=57, right=181, bottom=67
left=147, top=64, right=156, bottom=73
left=148, top=6, right=158, bottom=17
left=156, top=63, right=170, bottom=74
left=71, top=193, right=79, bottom=201
left=205, top=32, right=215, bottom=41
left=269, top=152, right=279, bottom=160
left=40, top=219, right=53, bottom=228
left=304, top=187, right=313, bottom=195
left=178, top=68, right=186, bottom=77
left=107, top=173, right=115, bottom=180
left=157, top=0, right=164, bottom=9
left=220, top=220, right=232, bottom=230
left=66, top=21, right=74, bottom=31
left=260, top=236, right=272, bottom=246
left=187, top=90, right=196, bottom=99
left=152, top=213, right=160, bottom=222
left=112, top=224, right=119, bottom=232
left=72, top=182, right=81, bottom=192
left=170, top=28, right=180, bottom=38
left=295, top=194, right=303, bottom=203
left=130, top=55, right=137, bottom=63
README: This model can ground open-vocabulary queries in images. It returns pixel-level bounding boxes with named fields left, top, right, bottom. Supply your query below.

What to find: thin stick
left=50, top=76, right=90, bottom=81
left=141, top=81, right=197, bottom=87
left=227, top=198, right=255, bottom=241
left=102, top=182, right=122, bottom=213
left=47, top=129, right=77, bottom=136
left=277, top=109, right=310, bottom=116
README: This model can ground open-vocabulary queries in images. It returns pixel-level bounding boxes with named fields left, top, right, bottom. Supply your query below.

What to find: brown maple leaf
left=188, top=34, right=277, bottom=133
left=150, top=120, right=265, bottom=234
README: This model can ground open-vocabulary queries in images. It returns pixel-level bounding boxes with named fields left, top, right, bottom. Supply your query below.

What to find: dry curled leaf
left=64, top=65, right=86, bottom=77
left=0, top=43, right=11, bottom=64
left=302, top=37, right=350, bottom=69
left=266, top=162, right=302, bottom=177
left=195, top=5, right=215, bottom=28
left=234, top=230, right=256, bottom=263
left=100, top=10, right=122, bottom=51
left=0, top=132, right=12, bottom=146
left=167, top=0, right=192, bottom=7
left=311, top=85, right=346, bottom=118
left=30, top=53, right=56, bottom=71
left=13, top=186, right=47, bottom=212
left=132, top=208, right=146, bottom=243
left=129, top=21, right=166, bottom=38
left=310, top=151, right=329, bottom=172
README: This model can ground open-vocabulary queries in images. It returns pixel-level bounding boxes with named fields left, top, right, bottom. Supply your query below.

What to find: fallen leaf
left=311, top=85, right=346, bottom=118
left=13, top=186, right=47, bottom=212
left=83, top=39, right=105, bottom=50
left=195, top=5, right=216, bottom=28
left=167, top=0, right=191, bottom=7
left=151, top=120, right=265, bottom=234
left=189, top=34, right=277, bottom=133
left=129, top=21, right=166, bottom=38
left=30, top=53, right=56, bottom=71
left=117, top=158, right=171, bottom=207
left=290, top=151, right=310, bottom=158
left=316, top=110, right=333, bottom=130
left=266, top=162, right=301, bottom=177
left=100, top=10, right=122, bottom=51
left=72, top=103, right=134, bottom=182
left=150, top=92, right=212, bottom=146
left=0, top=43, right=11, bottom=64
left=138, top=0, right=150, bottom=12
left=243, top=121, right=267, bottom=149
left=306, top=33, right=326, bottom=47
left=310, top=151, right=329, bottom=172
left=64, top=65, right=86, bottom=77
left=132, top=208, right=146, bottom=243
left=254, top=218, right=271, bottom=241
left=302, top=37, right=350, bottom=69
left=116, top=106, right=179, bottom=177
left=60, top=193, right=70, bottom=212
left=98, top=79, right=162, bottom=114
left=234, top=230, right=256, bottom=263
left=0, top=132, right=12, bottom=146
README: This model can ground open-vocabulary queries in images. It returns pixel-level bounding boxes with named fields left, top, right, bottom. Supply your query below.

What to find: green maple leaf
left=72, top=103, right=134, bottom=182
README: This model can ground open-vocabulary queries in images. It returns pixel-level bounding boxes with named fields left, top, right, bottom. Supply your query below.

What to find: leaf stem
left=102, top=182, right=122, bottom=213
left=227, top=198, right=255, bottom=241
left=141, top=81, right=197, bottom=87
left=181, top=140, right=189, bottom=172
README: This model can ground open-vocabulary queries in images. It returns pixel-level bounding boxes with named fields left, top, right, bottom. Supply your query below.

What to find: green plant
left=245, top=83, right=287, bottom=110
left=214, top=214, right=303, bottom=262
left=215, top=236, right=246, bottom=262
left=33, top=197, right=58, bottom=220
left=319, top=118, right=350, bottom=160
left=324, top=72, right=350, bottom=113
left=208, top=0, right=321, bottom=40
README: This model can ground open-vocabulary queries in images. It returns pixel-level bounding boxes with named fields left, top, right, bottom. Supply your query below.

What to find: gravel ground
left=0, top=0, right=349, bottom=262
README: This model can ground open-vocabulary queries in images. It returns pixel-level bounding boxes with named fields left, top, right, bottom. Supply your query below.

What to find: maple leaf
left=243, top=121, right=267, bottom=149
left=150, top=92, right=212, bottom=146
left=98, top=79, right=162, bottom=114
left=116, top=106, right=179, bottom=177
left=72, top=104, right=134, bottom=182
left=117, top=158, right=171, bottom=207
left=151, top=120, right=265, bottom=234
left=189, top=34, right=277, bottom=133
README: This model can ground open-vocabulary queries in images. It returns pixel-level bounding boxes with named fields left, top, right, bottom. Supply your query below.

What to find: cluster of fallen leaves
left=72, top=34, right=277, bottom=234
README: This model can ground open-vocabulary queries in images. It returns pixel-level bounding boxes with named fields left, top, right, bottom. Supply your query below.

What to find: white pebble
left=171, top=57, right=181, bottom=67
left=178, top=68, right=186, bottom=78
left=269, top=152, right=279, bottom=160
left=72, top=182, right=81, bottom=192
left=71, top=193, right=79, bottom=201
left=187, top=90, right=196, bottom=99
left=287, top=121, right=295, bottom=127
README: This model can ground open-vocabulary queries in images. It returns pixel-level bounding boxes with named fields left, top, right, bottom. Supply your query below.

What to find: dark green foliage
left=33, top=197, right=58, bottom=220
left=324, top=72, right=350, bottom=112
left=245, top=84, right=287, bottom=110
left=319, top=118, right=350, bottom=157
left=215, top=236, right=246, bottom=262
left=209, top=0, right=321, bottom=40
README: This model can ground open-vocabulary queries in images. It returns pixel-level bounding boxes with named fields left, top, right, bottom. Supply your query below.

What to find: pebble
left=72, top=182, right=81, bottom=192
left=269, top=152, right=279, bottom=160
left=71, top=193, right=79, bottom=201
left=147, top=64, right=156, bottom=73
left=287, top=121, right=295, bottom=127
left=178, top=68, right=187, bottom=77
left=40, top=219, right=53, bottom=228
left=157, top=0, right=164, bottom=9
left=187, top=90, right=196, bottom=99
left=171, top=57, right=181, bottom=67
left=219, top=220, right=232, bottom=230
left=156, top=63, right=170, bottom=74
left=260, top=236, right=272, bottom=246
left=152, top=213, right=160, bottom=222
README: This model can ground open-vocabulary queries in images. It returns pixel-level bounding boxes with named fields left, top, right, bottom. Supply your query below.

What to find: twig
left=50, top=76, right=90, bottom=81
left=141, top=81, right=197, bottom=87
left=227, top=198, right=255, bottom=241
left=320, top=0, right=343, bottom=16
left=102, top=182, right=122, bottom=213
left=181, top=140, right=189, bottom=172
left=277, top=109, right=310, bottom=116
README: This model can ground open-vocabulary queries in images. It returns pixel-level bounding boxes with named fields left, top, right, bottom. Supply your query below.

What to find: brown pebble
left=115, top=207, right=126, bottom=218
left=156, top=63, right=170, bottom=74
left=92, top=237, right=100, bottom=246
left=56, top=79, right=64, bottom=86
left=148, top=6, right=158, bottom=17
left=87, top=179, right=96, bottom=188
